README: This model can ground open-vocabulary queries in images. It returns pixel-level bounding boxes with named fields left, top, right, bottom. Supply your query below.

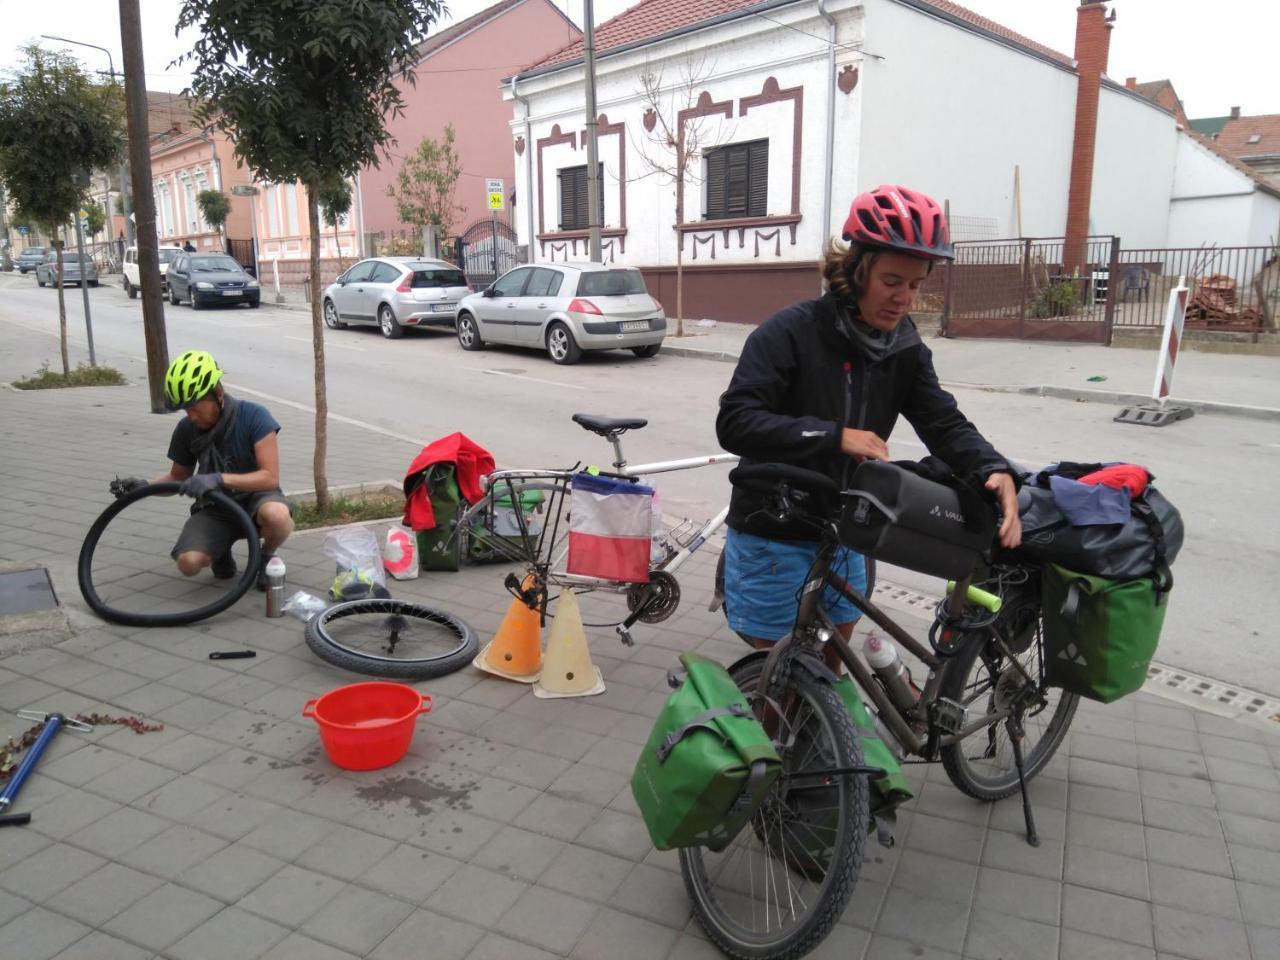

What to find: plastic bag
left=283, top=590, right=328, bottom=623
left=382, top=524, right=420, bottom=580
left=323, top=527, right=386, bottom=585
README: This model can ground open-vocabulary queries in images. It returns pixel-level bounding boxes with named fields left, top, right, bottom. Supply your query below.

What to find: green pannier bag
left=415, top=464, right=466, bottom=572
left=631, top=653, right=781, bottom=851
left=831, top=678, right=913, bottom=816
left=1042, top=563, right=1168, bottom=703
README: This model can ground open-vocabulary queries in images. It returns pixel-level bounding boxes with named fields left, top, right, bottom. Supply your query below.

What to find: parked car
left=322, top=257, right=472, bottom=339
left=122, top=245, right=184, bottom=299
left=36, top=251, right=99, bottom=287
left=166, top=252, right=260, bottom=309
left=14, top=247, right=49, bottom=273
left=454, top=263, right=666, bottom=364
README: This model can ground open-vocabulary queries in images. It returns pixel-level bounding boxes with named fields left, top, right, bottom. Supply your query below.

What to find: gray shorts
left=170, top=492, right=293, bottom=560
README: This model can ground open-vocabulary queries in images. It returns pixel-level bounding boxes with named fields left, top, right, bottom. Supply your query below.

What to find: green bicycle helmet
left=164, top=350, right=224, bottom=408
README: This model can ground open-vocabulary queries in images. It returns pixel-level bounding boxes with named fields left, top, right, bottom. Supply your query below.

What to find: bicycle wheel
left=680, top=655, right=868, bottom=960
left=78, top=483, right=260, bottom=627
left=305, top=598, right=478, bottom=679
left=939, top=620, right=1079, bottom=801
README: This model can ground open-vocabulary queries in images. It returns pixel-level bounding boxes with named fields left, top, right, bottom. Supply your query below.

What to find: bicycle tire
left=77, top=483, right=260, bottom=627
left=938, top=621, right=1079, bottom=801
left=680, top=656, right=868, bottom=960
left=304, top=598, right=478, bottom=679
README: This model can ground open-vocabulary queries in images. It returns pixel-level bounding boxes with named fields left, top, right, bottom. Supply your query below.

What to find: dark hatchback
left=167, top=253, right=261, bottom=309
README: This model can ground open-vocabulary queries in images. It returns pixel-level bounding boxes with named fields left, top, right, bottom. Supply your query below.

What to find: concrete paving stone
left=66, top=805, right=171, bottom=859
left=460, top=775, right=541, bottom=823
left=167, top=905, right=290, bottom=960
left=1069, top=711, right=1137, bottom=743
left=903, top=811, right=987, bottom=864
left=609, top=863, right=693, bottom=929
left=910, top=780, right=992, bottom=828
left=837, top=875, right=887, bottom=931
left=1067, top=756, right=1141, bottom=793
left=495, top=885, right=600, bottom=956
left=119, top=649, right=192, bottom=681
left=406, top=807, right=505, bottom=860
left=371, top=907, right=485, bottom=960
left=1066, top=810, right=1147, bottom=859
left=1194, top=712, right=1263, bottom=742
left=545, top=761, right=632, bottom=808
left=874, top=886, right=970, bottom=951
left=1238, top=879, right=1280, bottom=929
left=1198, top=733, right=1275, bottom=767
left=1138, top=769, right=1216, bottom=808
left=48, top=930, right=154, bottom=960
left=259, top=932, right=361, bottom=960
left=357, top=844, right=464, bottom=902
left=0, top=841, right=105, bottom=902
left=893, top=848, right=979, bottom=905
left=38, top=742, right=129, bottom=787
left=466, top=932, right=563, bottom=960
left=573, top=809, right=654, bottom=863
left=434, top=700, right=503, bottom=736
left=1137, top=743, right=1210, bottom=778
left=1213, top=781, right=1280, bottom=821
left=133, top=773, right=229, bottom=820
left=118, top=824, right=229, bottom=879
left=862, top=932, right=961, bottom=959
left=608, top=780, right=643, bottom=817
left=102, top=882, right=223, bottom=953
left=0, top=888, right=32, bottom=927
left=162, top=662, right=238, bottom=694
left=457, top=676, right=537, bottom=710
left=427, top=733, right=518, bottom=775
left=30, top=657, right=110, bottom=689
left=153, top=693, right=236, bottom=729
left=294, top=823, right=399, bottom=881
left=240, top=761, right=330, bottom=805
left=538, top=842, right=636, bottom=903
left=1143, top=826, right=1231, bottom=876
left=1060, top=884, right=1153, bottom=948
left=300, top=883, right=417, bottom=955
left=963, top=908, right=1058, bottom=960
left=1070, top=730, right=1139, bottom=767
left=1064, top=844, right=1149, bottom=899
left=1152, top=904, right=1250, bottom=960
left=988, top=795, right=1067, bottom=842
left=1134, top=702, right=1198, bottom=731
left=980, top=828, right=1063, bottom=882
left=1142, top=796, right=1225, bottom=838
left=0, top=906, right=92, bottom=960
left=523, top=723, right=603, bottom=763
left=578, top=734, right=645, bottom=776
left=1148, top=861, right=1242, bottom=920
left=179, top=842, right=287, bottom=902
left=188, top=746, right=279, bottom=790
left=25, top=789, right=120, bottom=841
left=973, top=866, right=1062, bottom=925
left=1252, top=923, right=1280, bottom=960
left=514, top=791, right=602, bottom=842
left=1229, top=842, right=1280, bottom=886
left=1221, top=811, right=1280, bottom=852
left=1067, top=781, right=1144, bottom=824
left=1134, top=721, right=1201, bottom=754
left=82, top=756, right=180, bottom=804
left=237, top=863, right=347, bottom=927
left=85, top=639, right=156, bottom=669
left=238, top=808, right=336, bottom=861
left=182, top=788, right=284, bottom=841
left=1058, top=928, right=1156, bottom=960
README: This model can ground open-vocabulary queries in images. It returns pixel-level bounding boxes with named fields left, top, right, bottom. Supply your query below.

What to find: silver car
left=321, top=257, right=472, bottom=339
left=36, top=251, right=99, bottom=287
left=454, top=262, right=666, bottom=364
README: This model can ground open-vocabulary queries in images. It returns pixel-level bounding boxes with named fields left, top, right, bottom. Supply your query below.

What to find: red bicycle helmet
left=841, top=185, right=954, bottom=261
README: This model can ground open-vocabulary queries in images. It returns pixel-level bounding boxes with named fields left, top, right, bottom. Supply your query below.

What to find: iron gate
left=456, top=218, right=518, bottom=289
left=227, top=238, right=257, bottom=277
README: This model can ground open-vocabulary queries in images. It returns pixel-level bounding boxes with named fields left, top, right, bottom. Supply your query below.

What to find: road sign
left=18, top=225, right=27, bottom=235
left=486, top=178, right=504, bottom=211
left=231, top=185, right=259, bottom=197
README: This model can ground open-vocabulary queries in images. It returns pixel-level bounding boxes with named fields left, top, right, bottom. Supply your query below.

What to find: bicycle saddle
left=572, top=413, right=648, bottom=436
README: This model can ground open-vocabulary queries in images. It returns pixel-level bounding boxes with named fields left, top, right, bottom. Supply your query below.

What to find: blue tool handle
left=0, top=713, right=64, bottom=808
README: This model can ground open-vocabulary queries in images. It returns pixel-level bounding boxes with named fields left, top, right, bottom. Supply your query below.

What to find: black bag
left=839, top=461, right=996, bottom=579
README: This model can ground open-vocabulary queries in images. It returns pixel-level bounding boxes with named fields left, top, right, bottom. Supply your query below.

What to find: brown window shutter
left=747, top=140, right=768, bottom=217
left=725, top=145, right=748, bottom=217
left=559, top=167, right=579, bottom=230
left=705, top=149, right=727, bottom=219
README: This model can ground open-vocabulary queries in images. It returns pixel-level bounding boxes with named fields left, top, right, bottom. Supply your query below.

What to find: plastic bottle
left=863, top=633, right=921, bottom=714
left=265, top=557, right=286, bottom=618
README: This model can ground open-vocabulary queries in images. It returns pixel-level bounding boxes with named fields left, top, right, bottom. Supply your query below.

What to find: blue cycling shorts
left=723, top=527, right=866, bottom=643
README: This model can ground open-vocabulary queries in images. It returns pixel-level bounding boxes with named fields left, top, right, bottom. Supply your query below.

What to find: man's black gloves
left=110, top=476, right=149, bottom=499
left=179, top=473, right=224, bottom=499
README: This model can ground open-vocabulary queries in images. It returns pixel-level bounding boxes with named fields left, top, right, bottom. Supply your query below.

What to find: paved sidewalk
left=3, top=381, right=1280, bottom=960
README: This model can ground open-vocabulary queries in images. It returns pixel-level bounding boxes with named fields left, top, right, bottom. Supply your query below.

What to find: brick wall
left=1064, top=2, right=1113, bottom=275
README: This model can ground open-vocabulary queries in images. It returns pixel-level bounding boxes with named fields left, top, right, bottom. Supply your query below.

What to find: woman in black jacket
left=716, top=184, right=1021, bottom=653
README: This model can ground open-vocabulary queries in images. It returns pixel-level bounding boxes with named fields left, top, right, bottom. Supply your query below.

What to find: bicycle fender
left=728, top=649, right=838, bottom=686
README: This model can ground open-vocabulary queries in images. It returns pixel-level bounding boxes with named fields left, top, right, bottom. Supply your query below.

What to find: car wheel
left=456, top=313, right=484, bottom=351
left=248, top=299, right=260, bottom=309
left=36, top=273, right=44, bottom=287
left=378, top=304, right=404, bottom=339
left=89, top=280, right=99, bottom=287
left=631, top=344, right=661, bottom=358
left=323, top=299, right=345, bottom=329
left=124, top=277, right=137, bottom=299
left=169, top=286, right=181, bottom=305
left=191, top=294, right=203, bottom=310
left=546, top=321, right=582, bottom=365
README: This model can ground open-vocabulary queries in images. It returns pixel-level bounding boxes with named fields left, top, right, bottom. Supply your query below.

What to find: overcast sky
left=2, top=0, right=1276, bottom=119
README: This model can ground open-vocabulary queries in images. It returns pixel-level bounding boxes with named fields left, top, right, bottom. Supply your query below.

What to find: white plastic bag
left=322, top=527, right=386, bottom=586
left=382, top=524, right=420, bottom=580
left=283, top=590, right=327, bottom=623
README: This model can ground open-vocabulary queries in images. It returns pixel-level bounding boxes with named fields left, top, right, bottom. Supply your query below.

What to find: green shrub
left=1030, top=280, right=1080, bottom=318
left=12, top=363, right=127, bottom=389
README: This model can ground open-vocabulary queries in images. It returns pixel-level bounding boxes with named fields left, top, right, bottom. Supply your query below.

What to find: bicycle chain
left=0, top=714, right=164, bottom=778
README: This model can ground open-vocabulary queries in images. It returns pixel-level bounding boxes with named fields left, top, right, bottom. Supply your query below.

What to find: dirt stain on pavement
left=354, top=774, right=477, bottom=816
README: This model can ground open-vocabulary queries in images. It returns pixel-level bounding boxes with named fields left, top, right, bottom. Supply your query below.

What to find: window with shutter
left=557, top=164, right=605, bottom=230
left=704, top=139, right=768, bottom=220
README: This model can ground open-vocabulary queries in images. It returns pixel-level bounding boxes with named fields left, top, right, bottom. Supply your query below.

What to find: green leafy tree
left=0, top=44, right=124, bottom=373
left=386, top=124, right=466, bottom=245
left=82, top=199, right=107, bottom=237
left=319, top=178, right=353, bottom=270
left=196, top=189, right=231, bottom=244
left=178, top=0, right=446, bottom=511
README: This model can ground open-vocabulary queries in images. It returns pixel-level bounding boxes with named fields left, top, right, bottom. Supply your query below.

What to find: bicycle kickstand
left=1007, top=716, right=1040, bottom=847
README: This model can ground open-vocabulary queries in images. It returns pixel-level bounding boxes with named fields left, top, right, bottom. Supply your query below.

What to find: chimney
left=1125, top=77, right=1136, bottom=90
left=1063, top=2, right=1113, bottom=275
left=1230, top=106, right=1241, bottom=119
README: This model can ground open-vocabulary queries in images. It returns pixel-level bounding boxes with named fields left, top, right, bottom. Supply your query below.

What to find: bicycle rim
left=680, top=658, right=866, bottom=960
left=304, top=599, right=478, bottom=679
left=939, top=626, right=1079, bottom=801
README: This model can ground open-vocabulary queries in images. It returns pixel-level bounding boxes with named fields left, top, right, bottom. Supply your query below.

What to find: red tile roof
left=1213, top=114, right=1280, bottom=158
left=524, top=0, right=1072, bottom=73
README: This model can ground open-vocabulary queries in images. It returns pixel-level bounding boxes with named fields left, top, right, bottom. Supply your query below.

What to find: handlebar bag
left=839, top=461, right=995, bottom=579
left=631, top=653, right=780, bottom=851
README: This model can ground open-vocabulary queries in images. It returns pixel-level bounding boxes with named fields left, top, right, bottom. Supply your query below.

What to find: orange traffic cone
left=474, top=582, right=542, bottom=683
left=534, top=588, right=605, bottom=699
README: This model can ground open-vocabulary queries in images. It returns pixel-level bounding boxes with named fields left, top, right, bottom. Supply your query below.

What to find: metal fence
left=1113, top=245, right=1280, bottom=332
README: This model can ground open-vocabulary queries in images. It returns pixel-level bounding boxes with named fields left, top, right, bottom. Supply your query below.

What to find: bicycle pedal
left=615, top=624, right=635, bottom=647
left=930, top=697, right=967, bottom=735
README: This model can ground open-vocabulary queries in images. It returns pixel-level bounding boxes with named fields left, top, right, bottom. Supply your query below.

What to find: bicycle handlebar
left=729, top=463, right=839, bottom=497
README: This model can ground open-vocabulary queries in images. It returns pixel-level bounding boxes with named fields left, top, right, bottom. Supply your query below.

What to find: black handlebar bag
left=838, top=461, right=996, bottom=579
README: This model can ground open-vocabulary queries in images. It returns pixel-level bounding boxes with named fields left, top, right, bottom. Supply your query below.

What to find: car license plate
left=620, top=320, right=650, bottom=332
left=432, top=303, right=454, bottom=312
left=221, top=289, right=241, bottom=296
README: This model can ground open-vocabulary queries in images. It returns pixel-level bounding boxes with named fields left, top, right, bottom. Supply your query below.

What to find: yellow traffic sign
left=487, top=192, right=504, bottom=210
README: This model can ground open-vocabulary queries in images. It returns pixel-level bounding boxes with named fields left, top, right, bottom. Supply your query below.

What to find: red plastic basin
left=302, top=681, right=432, bottom=771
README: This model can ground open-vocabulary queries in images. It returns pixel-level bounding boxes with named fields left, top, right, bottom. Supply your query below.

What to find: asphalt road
left=3, top=271, right=1278, bottom=697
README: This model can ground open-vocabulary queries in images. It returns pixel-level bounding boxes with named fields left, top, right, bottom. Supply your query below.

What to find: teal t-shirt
left=167, top=398, right=281, bottom=502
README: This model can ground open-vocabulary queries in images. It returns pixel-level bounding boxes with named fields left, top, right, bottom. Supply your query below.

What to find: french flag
left=567, top=472, right=654, bottom=583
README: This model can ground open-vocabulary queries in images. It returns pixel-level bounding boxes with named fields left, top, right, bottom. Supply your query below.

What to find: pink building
left=358, top=0, right=580, bottom=244
left=150, top=127, right=255, bottom=252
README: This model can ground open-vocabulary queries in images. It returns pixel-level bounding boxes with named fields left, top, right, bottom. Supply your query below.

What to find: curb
left=1001, top=383, right=1280, bottom=422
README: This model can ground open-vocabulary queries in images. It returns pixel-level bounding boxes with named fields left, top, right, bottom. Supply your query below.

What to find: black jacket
left=717, top=294, right=1014, bottom=541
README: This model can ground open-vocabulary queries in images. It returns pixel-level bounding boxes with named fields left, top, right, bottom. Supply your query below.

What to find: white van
left=122, top=245, right=184, bottom=299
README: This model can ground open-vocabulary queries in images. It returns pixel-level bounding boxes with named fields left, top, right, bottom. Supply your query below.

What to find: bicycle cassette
left=625, top=571, right=681, bottom=624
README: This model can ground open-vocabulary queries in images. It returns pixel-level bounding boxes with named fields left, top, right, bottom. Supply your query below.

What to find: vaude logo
left=929, top=504, right=965, bottom=524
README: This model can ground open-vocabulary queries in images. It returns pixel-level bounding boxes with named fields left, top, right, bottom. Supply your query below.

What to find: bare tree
left=631, top=55, right=724, bottom=338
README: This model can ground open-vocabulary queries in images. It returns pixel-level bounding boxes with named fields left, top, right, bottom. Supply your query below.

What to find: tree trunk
left=55, top=229, right=69, bottom=376
left=675, top=227, right=685, bottom=339
left=306, top=187, right=330, bottom=514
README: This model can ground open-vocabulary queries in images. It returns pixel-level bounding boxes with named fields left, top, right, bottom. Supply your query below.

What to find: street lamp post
left=231, top=184, right=261, bottom=279
left=41, top=35, right=135, bottom=252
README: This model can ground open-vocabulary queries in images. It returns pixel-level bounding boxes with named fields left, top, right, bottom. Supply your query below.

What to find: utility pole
left=73, top=203, right=96, bottom=365
left=118, top=0, right=168, bottom=412
left=583, top=0, right=601, bottom=263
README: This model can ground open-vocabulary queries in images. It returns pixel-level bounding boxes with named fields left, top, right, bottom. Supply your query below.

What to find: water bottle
left=264, top=557, right=286, bottom=618
left=863, top=633, right=920, bottom=714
